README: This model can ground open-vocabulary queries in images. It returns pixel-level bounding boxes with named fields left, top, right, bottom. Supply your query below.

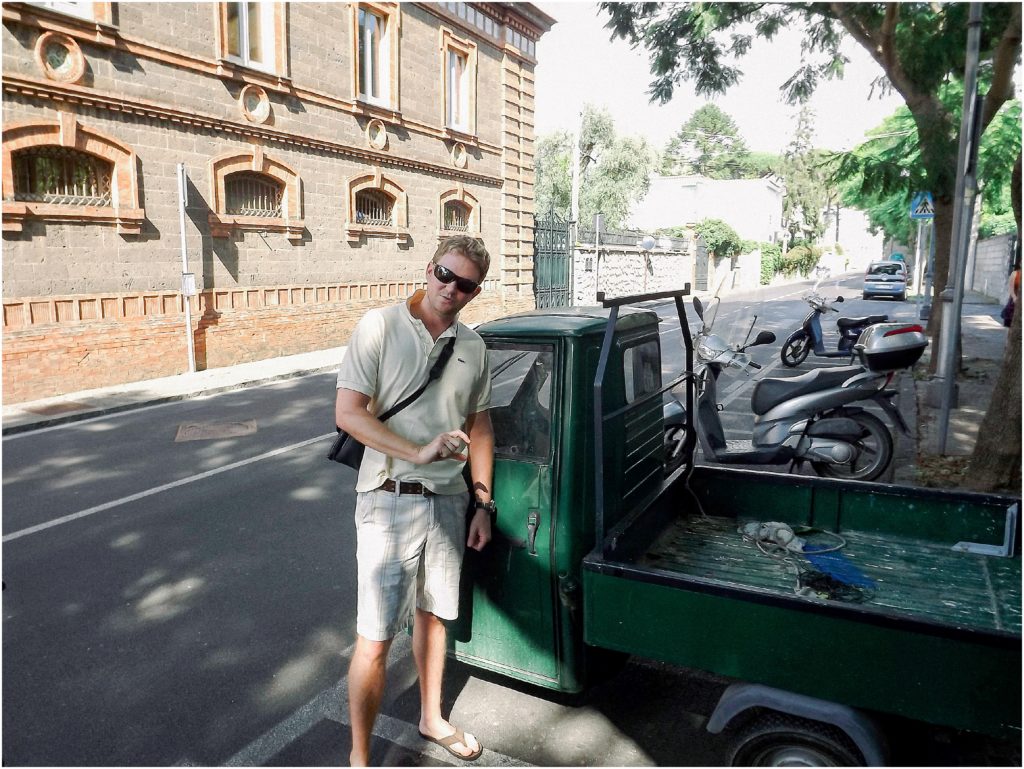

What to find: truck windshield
left=487, top=344, right=554, bottom=461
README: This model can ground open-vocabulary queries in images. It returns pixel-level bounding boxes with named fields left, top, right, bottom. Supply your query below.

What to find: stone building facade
left=1, top=1, right=553, bottom=403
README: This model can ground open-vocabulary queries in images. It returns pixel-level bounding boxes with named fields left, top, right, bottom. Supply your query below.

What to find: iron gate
left=533, top=211, right=571, bottom=308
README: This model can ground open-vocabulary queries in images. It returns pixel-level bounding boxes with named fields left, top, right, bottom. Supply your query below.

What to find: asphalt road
left=2, top=277, right=1018, bottom=766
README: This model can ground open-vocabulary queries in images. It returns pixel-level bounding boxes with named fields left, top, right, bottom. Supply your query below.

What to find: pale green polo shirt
left=336, top=290, right=491, bottom=494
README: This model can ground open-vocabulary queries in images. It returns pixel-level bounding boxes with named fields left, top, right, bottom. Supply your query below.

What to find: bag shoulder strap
left=378, top=333, right=457, bottom=422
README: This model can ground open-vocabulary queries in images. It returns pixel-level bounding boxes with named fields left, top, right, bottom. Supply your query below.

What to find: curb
left=1, top=363, right=340, bottom=436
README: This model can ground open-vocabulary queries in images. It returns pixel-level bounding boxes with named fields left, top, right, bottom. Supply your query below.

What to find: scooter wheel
left=780, top=334, right=810, bottom=367
left=811, top=411, right=893, bottom=482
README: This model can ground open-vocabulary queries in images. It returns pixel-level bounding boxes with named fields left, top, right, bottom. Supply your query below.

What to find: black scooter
left=780, top=292, right=888, bottom=367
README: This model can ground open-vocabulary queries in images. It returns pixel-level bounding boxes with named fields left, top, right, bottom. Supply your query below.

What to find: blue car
left=863, top=261, right=907, bottom=301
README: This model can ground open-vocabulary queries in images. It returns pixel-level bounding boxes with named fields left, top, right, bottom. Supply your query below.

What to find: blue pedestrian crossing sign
left=910, top=191, right=935, bottom=220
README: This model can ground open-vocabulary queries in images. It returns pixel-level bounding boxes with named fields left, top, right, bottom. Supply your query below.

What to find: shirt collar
left=406, top=290, right=458, bottom=340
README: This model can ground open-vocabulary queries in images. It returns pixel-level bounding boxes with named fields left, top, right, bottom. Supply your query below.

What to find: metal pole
left=177, top=163, right=197, bottom=373
left=936, top=3, right=984, bottom=453
left=921, top=219, right=929, bottom=303
left=921, top=221, right=935, bottom=320
left=570, top=109, right=583, bottom=247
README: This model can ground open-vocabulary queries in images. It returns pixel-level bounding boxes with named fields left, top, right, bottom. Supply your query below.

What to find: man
left=335, top=235, right=495, bottom=766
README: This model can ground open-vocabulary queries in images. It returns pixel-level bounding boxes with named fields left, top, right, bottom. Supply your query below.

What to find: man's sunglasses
left=432, top=263, right=480, bottom=293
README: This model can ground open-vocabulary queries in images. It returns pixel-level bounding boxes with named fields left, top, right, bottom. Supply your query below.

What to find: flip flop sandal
left=419, top=727, right=483, bottom=762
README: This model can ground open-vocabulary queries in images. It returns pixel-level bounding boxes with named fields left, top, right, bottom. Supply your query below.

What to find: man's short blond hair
left=433, top=236, right=490, bottom=282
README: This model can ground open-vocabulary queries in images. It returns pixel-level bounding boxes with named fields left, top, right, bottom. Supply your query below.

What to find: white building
left=628, top=175, right=787, bottom=244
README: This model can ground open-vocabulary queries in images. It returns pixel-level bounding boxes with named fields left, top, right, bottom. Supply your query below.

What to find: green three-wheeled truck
left=450, top=288, right=1020, bottom=765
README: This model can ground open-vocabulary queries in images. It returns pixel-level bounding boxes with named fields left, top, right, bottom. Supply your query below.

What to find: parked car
left=863, top=261, right=907, bottom=300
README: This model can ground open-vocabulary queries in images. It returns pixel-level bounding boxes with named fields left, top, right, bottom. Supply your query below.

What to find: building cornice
left=2, top=74, right=504, bottom=187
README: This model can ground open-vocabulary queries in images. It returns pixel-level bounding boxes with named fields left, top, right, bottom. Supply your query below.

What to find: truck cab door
left=451, top=343, right=560, bottom=687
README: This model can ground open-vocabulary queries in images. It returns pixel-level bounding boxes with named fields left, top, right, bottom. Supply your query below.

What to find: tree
left=601, top=2, right=1022, bottom=490
left=601, top=2, right=1020, bottom=320
left=967, top=152, right=1021, bottom=494
left=779, top=106, right=834, bottom=241
left=534, top=104, right=656, bottom=230
left=834, top=86, right=1021, bottom=247
left=661, top=104, right=751, bottom=178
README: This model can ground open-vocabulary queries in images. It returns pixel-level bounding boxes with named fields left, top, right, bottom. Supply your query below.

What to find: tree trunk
left=965, top=307, right=1021, bottom=493
left=926, top=197, right=954, bottom=374
left=966, top=152, right=1022, bottom=493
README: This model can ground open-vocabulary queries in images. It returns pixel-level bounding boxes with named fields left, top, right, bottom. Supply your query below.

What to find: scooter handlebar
left=748, top=360, right=763, bottom=370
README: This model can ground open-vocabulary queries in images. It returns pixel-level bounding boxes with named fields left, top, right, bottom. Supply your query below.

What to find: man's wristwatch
left=474, top=498, right=497, bottom=515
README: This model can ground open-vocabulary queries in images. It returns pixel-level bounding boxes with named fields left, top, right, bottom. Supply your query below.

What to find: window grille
left=355, top=189, right=394, bottom=226
left=13, top=147, right=112, bottom=206
left=444, top=201, right=470, bottom=231
left=225, top=172, right=282, bottom=217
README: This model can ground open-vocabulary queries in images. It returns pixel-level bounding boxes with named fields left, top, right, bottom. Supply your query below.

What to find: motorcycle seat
left=836, top=314, right=888, bottom=329
left=751, top=365, right=865, bottom=415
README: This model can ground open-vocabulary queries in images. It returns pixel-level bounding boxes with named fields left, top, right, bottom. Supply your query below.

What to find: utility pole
left=933, top=2, right=984, bottom=452
left=570, top=109, right=583, bottom=247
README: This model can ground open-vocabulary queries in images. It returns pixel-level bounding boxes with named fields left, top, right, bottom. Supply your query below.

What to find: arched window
left=355, top=189, right=394, bottom=227
left=437, top=188, right=479, bottom=239
left=208, top=149, right=304, bottom=242
left=13, top=147, right=113, bottom=206
left=225, top=172, right=282, bottom=217
left=2, top=117, right=144, bottom=235
left=443, top=200, right=470, bottom=232
left=345, top=170, right=408, bottom=244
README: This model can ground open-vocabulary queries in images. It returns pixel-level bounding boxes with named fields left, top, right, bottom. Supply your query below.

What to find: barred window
left=443, top=201, right=470, bottom=231
left=225, top=172, right=282, bottom=217
left=355, top=189, right=394, bottom=226
left=13, top=147, right=112, bottom=206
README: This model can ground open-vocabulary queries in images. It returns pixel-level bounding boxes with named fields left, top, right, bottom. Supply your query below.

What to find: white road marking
left=224, top=634, right=531, bottom=767
left=2, top=434, right=332, bottom=543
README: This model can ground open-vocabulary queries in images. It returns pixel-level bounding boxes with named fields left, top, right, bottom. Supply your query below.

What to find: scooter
left=780, top=291, right=888, bottom=367
left=664, top=296, right=923, bottom=481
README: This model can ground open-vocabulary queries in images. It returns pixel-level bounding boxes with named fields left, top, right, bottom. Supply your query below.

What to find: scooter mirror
left=693, top=297, right=704, bottom=320
left=753, top=330, right=776, bottom=346
left=836, top=295, right=845, bottom=303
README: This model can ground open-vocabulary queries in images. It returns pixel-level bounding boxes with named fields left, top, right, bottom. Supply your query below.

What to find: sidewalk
left=3, top=293, right=1012, bottom=491
left=893, top=290, right=1011, bottom=487
left=1, top=344, right=347, bottom=435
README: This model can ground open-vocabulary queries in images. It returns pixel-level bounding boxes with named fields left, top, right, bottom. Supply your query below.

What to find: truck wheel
left=811, top=411, right=893, bottom=482
left=729, top=712, right=865, bottom=766
left=780, top=334, right=810, bottom=367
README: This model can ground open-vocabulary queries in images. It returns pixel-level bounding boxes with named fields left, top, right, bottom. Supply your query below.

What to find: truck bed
left=641, top=514, right=1022, bottom=635
left=582, top=467, right=1021, bottom=736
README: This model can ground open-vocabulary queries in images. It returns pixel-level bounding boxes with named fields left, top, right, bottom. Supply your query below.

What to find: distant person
left=1002, top=265, right=1020, bottom=327
left=335, top=235, right=495, bottom=765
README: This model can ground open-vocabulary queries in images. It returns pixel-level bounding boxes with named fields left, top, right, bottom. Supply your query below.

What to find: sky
left=533, top=2, right=908, bottom=155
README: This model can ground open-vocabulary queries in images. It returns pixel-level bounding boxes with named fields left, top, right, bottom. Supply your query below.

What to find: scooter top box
left=854, top=323, right=928, bottom=371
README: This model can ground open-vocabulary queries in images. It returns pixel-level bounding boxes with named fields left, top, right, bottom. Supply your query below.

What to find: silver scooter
left=665, top=296, right=922, bottom=481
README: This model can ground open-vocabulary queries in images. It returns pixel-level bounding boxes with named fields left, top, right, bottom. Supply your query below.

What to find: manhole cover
left=175, top=419, right=257, bottom=442
left=25, top=400, right=93, bottom=416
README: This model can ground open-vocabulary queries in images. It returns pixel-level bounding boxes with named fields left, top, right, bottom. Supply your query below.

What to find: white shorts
left=354, top=488, right=470, bottom=641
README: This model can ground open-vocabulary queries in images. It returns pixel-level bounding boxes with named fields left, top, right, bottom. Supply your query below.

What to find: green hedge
left=695, top=219, right=742, bottom=259
left=781, top=244, right=823, bottom=277
left=759, top=243, right=783, bottom=284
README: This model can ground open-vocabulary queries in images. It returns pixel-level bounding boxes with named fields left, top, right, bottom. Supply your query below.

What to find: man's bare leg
left=413, top=609, right=479, bottom=758
left=348, top=634, right=393, bottom=767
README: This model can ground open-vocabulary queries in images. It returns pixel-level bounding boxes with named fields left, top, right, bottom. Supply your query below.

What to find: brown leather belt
left=379, top=479, right=434, bottom=497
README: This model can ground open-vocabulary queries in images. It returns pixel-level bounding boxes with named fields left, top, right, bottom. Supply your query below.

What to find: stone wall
left=969, top=233, right=1016, bottom=301
left=572, top=243, right=695, bottom=304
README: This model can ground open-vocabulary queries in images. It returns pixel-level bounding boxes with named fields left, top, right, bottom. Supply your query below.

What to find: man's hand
left=466, top=507, right=492, bottom=551
left=415, top=430, right=471, bottom=464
